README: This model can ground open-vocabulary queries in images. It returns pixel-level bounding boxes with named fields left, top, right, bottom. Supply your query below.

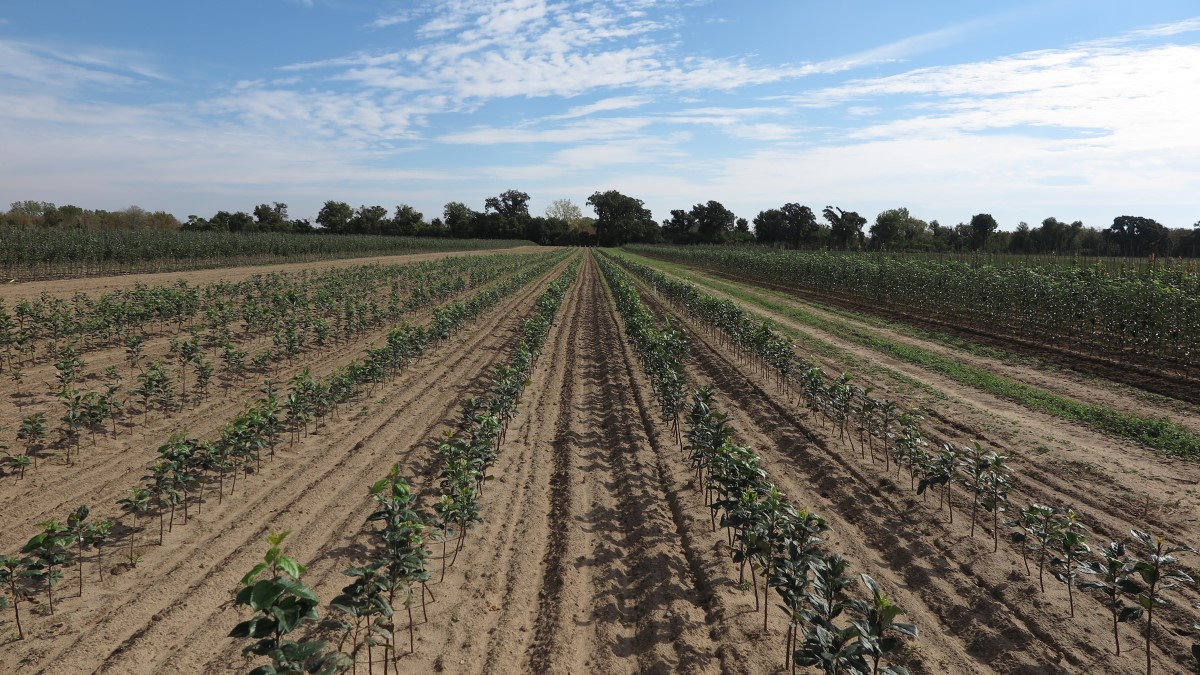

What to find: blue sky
left=2, top=1, right=1198, bottom=230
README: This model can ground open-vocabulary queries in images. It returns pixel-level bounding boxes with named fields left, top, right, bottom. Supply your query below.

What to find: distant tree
left=967, top=213, right=999, bottom=250
left=869, top=207, right=927, bottom=250
left=443, top=202, right=476, bottom=239
left=869, top=209, right=903, bottom=250
left=484, top=189, right=531, bottom=238
left=781, top=203, right=820, bottom=248
left=752, top=208, right=787, bottom=244
left=587, top=190, right=658, bottom=246
left=691, top=200, right=736, bottom=243
left=661, top=209, right=695, bottom=240
left=391, top=204, right=424, bottom=236
left=253, top=203, right=290, bottom=232
left=316, top=200, right=353, bottom=234
left=1010, top=221, right=1033, bottom=253
left=823, top=206, right=866, bottom=250
left=484, top=189, right=530, bottom=220
left=182, top=215, right=213, bottom=232
left=349, top=205, right=390, bottom=235
left=210, top=210, right=254, bottom=233
left=1106, top=215, right=1167, bottom=256
left=545, top=198, right=582, bottom=223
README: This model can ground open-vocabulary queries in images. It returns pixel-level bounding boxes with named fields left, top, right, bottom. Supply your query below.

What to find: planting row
left=0, top=252, right=553, bottom=480
left=601, top=251, right=1200, bottom=674
left=0, top=226, right=522, bottom=280
left=0, top=251, right=537, bottom=370
left=628, top=245, right=1200, bottom=379
left=0, top=251, right=572, bottom=643
left=597, top=253, right=918, bottom=673
left=222, top=255, right=581, bottom=673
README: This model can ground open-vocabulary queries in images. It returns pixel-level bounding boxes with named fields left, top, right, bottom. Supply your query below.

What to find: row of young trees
left=607, top=251, right=1200, bottom=673
left=596, top=253, right=918, bottom=673
left=628, top=244, right=1200, bottom=384
left=0, top=254, right=543, bottom=484
left=224, top=255, right=581, bottom=673
left=0, top=253, right=567, bottom=643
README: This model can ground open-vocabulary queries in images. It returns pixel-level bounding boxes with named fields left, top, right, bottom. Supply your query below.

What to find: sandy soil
left=2, top=250, right=1197, bottom=674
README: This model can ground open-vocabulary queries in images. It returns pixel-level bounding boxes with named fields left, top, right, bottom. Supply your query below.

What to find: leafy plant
left=1048, top=509, right=1089, bottom=617
left=1079, top=541, right=1143, bottom=656
left=21, top=519, right=74, bottom=615
left=0, top=555, right=30, bottom=639
left=849, top=574, right=917, bottom=675
left=229, top=530, right=349, bottom=675
left=1128, top=530, right=1195, bottom=675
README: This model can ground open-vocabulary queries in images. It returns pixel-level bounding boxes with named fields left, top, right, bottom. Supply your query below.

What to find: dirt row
left=384, top=253, right=724, bottom=674
left=0, top=255, right=561, bottom=549
left=635, top=265, right=1199, bottom=673
left=0, top=253, right=569, bottom=674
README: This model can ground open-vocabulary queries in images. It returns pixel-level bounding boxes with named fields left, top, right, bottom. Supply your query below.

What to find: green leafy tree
left=588, top=190, right=658, bottom=246
left=230, top=531, right=349, bottom=674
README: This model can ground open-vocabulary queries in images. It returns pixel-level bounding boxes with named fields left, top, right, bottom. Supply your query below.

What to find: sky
left=2, top=1, right=1199, bottom=230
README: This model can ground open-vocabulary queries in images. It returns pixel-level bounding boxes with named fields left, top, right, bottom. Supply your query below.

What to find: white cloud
left=544, top=95, right=651, bottom=119
left=439, top=116, right=653, bottom=144
left=370, top=13, right=414, bottom=29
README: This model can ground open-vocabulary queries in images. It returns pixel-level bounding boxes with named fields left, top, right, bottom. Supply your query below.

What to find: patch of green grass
left=618, top=251, right=945, bottom=400
left=621, top=250, right=1200, bottom=461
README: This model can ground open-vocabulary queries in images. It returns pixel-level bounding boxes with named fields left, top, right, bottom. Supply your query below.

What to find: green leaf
left=276, top=556, right=304, bottom=580
left=1118, top=606, right=1144, bottom=622
left=241, top=562, right=268, bottom=586
left=249, top=580, right=287, bottom=611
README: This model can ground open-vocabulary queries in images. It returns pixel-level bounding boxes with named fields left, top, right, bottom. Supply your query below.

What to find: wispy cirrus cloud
left=0, top=39, right=166, bottom=89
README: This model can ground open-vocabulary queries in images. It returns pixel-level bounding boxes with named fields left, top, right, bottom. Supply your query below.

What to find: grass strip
left=619, top=249, right=1200, bottom=461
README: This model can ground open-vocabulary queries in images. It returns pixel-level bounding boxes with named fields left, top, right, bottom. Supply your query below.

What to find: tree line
left=6, top=195, right=1200, bottom=256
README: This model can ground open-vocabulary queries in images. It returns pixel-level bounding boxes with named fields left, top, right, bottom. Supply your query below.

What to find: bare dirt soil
left=2, top=250, right=1197, bottom=674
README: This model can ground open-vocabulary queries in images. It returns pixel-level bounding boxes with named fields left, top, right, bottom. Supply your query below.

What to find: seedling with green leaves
left=17, top=412, right=47, bottom=470
left=229, top=530, right=349, bottom=674
left=0, top=555, right=30, bottom=639
left=1048, top=509, right=1089, bottom=617
left=850, top=574, right=918, bottom=675
left=1008, top=503, right=1062, bottom=591
left=1128, top=530, right=1195, bottom=675
left=1079, top=541, right=1143, bottom=656
left=21, top=519, right=74, bottom=615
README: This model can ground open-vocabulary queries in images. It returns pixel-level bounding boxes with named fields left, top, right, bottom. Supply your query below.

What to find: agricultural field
left=1, top=246, right=1198, bottom=675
